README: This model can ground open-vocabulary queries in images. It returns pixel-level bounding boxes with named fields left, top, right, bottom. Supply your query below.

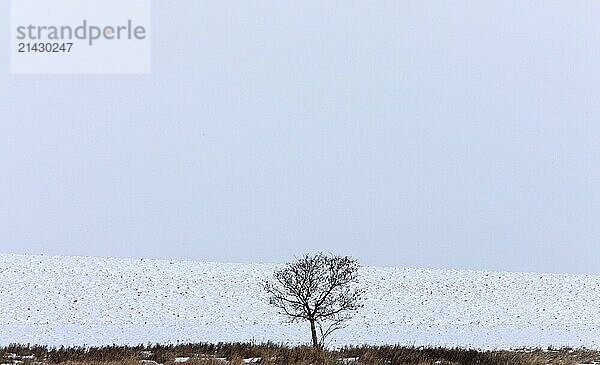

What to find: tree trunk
left=309, top=318, right=319, bottom=348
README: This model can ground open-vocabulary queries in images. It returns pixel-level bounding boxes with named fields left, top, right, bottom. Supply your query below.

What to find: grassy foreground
left=1, top=343, right=599, bottom=365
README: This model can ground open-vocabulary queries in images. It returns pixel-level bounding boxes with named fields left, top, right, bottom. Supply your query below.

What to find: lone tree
left=263, top=253, right=364, bottom=348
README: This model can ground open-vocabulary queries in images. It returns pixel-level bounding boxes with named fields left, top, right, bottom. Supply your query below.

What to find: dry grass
left=1, top=343, right=599, bottom=365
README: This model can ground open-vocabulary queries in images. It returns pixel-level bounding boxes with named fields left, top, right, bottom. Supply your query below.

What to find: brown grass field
left=2, top=343, right=600, bottom=365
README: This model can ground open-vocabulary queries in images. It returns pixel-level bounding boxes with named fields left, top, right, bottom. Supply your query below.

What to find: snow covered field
left=1, top=253, right=600, bottom=349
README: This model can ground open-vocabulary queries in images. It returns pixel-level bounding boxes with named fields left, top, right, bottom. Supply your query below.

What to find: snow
left=1, top=253, right=600, bottom=349
left=242, top=358, right=260, bottom=364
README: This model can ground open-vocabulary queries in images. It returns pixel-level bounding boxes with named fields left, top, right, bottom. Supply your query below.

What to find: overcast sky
left=2, top=1, right=600, bottom=274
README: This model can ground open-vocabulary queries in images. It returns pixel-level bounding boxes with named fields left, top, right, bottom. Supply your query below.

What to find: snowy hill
left=1, top=253, right=600, bottom=349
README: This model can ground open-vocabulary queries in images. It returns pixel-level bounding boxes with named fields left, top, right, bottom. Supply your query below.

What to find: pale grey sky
left=2, top=1, right=600, bottom=274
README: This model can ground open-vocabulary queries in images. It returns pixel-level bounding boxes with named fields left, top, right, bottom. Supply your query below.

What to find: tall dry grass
left=1, top=343, right=599, bottom=365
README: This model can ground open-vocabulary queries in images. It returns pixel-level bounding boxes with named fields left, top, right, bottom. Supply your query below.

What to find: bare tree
left=263, top=253, right=364, bottom=348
